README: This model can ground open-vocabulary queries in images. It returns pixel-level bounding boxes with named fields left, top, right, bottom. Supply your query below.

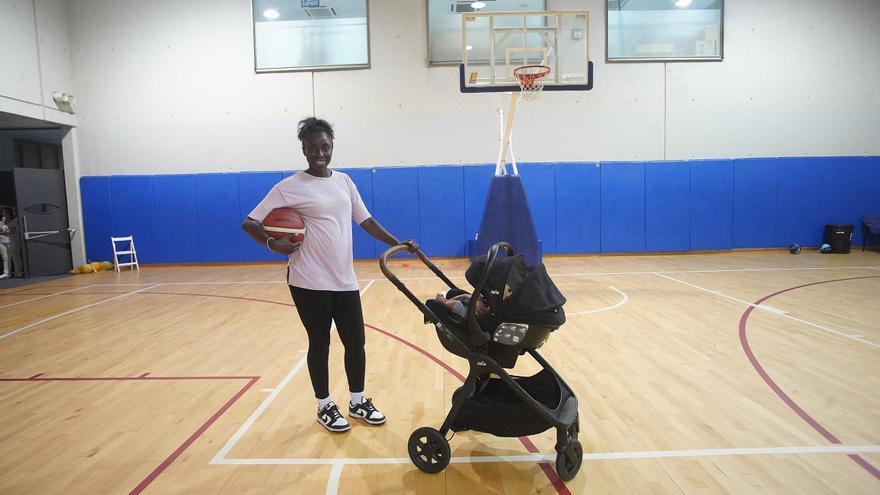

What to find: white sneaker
left=349, top=398, right=387, bottom=425
left=317, top=401, right=351, bottom=432
left=0, top=274, right=9, bottom=280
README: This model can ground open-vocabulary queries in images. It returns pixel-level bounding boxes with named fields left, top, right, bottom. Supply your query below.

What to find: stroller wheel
left=408, top=427, right=451, bottom=474
left=555, top=440, right=583, bottom=481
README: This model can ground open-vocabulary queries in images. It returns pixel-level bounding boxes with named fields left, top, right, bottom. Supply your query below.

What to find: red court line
left=738, top=275, right=880, bottom=481
left=130, top=377, right=260, bottom=494
left=0, top=373, right=261, bottom=493
left=0, top=375, right=260, bottom=382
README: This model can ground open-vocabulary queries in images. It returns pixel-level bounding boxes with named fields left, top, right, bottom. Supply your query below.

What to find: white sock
left=317, top=396, right=332, bottom=409
left=350, top=392, right=364, bottom=405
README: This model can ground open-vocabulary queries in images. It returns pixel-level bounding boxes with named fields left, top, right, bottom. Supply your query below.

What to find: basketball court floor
left=1, top=250, right=878, bottom=494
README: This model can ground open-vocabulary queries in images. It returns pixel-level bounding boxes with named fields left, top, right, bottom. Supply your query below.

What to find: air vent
left=305, top=7, right=336, bottom=18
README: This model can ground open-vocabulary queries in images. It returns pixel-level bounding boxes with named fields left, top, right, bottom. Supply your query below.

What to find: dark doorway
left=0, top=124, right=69, bottom=278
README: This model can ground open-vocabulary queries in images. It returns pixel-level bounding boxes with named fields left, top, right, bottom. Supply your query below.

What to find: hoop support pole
left=495, top=92, right=520, bottom=176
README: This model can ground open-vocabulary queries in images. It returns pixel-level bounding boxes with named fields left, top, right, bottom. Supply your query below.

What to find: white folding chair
left=111, top=236, right=139, bottom=271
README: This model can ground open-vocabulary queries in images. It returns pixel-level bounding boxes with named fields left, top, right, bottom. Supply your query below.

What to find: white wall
left=60, top=0, right=880, bottom=176
left=0, top=0, right=77, bottom=125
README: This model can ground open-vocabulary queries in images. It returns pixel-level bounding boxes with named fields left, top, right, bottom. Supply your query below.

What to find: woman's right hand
left=269, top=236, right=301, bottom=255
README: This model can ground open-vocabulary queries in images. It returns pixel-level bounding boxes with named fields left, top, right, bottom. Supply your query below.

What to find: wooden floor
left=1, top=250, right=878, bottom=494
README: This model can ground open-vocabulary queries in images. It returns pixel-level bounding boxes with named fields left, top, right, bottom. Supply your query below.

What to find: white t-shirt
left=248, top=170, right=371, bottom=291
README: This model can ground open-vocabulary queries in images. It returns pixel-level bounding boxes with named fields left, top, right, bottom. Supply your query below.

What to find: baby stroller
left=379, top=242, right=582, bottom=480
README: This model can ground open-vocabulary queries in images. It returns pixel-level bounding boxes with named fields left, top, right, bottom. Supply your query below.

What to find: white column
left=61, top=126, right=86, bottom=266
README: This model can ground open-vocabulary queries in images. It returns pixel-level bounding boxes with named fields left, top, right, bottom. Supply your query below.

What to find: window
left=427, top=0, right=546, bottom=65
left=606, top=0, right=723, bottom=62
left=252, top=0, right=370, bottom=72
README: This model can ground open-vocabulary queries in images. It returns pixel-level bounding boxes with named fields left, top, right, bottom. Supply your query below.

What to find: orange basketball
left=263, top=208, right=305, bottom=242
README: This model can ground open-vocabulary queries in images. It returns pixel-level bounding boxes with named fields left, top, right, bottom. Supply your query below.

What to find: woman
left=242, top=117, right=415, bottom=433
left=0, top=208, right=21, bottom=279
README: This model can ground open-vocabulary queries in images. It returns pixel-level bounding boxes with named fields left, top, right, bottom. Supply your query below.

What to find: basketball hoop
left=513, top=65, right=551, bottom=101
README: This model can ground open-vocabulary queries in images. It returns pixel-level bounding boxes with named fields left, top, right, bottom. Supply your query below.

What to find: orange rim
left=514, top=65, right=551, bottom=85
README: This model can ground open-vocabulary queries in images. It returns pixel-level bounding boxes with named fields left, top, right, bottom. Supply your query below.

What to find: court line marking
left=213, top=444, right=880, bottom=465
left=0, top=284, right=161, bottom=341
left=0, top=284, right=95, bottom=310
left=653, top=273, right=880, bottom=348
left=58, top=265, right=880, bottom=288
left=212, top=281, right=376, bottom=464
left=326, top=462, right=344, bottom=495
left=738, top=275, right=880, bottom=480
left=552, top=266, right=880, bottom=277
left=567, top=286, right=628, bottom=315
left=210, top=354, right=308, bottom=464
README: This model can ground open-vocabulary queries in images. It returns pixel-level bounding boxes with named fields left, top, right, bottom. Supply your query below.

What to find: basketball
left=262, top=208, right=305, bottom=242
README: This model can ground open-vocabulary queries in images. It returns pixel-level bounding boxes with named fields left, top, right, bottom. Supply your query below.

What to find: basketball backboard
left=460, top=11, right=593, bottom=93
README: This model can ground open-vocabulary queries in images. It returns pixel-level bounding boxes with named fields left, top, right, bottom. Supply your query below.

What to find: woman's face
left=302, top=131, right=333, bottom=172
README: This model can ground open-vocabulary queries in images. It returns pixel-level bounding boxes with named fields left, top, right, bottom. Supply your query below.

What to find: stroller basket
left=452, top=368, right=564, bottom=437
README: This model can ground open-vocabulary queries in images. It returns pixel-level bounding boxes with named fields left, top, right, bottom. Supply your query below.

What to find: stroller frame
left=379, top=242, right=583, bottom=480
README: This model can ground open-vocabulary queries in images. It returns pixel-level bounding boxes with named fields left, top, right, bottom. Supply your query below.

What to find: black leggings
left=289, top=286, right=366, bottom=399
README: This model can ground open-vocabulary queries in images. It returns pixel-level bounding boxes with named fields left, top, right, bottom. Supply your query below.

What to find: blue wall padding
left=371, top=167, right=420, bottom=257
left=79, top=176, right=113, bottom=262
left=776, top=157, right=822, bottom=246
left=196, top=173, right=243, bottom=262
left=733, top=158, right=778, bottom=248
left=238, top=172, right=284, bottom=262
left=821, top=156, right=879, bottom=245
left=690, top=160, right=734, bottom=250
left=463, top=165, right=494, bottom=256
left=152, top=175, right=200, bottom=263
left=555, top=162, right=600, bottom=254
left=646, top=161, right=689, bottom=252
left=418, top=166, right=466, bottom=257
left=866, top=156, right=880, bottom=227
left=339, top=168, right=376, bottom=259
left=78, top=156, right=880, bottom=263
left=519, top=163, right=557, bottom=254
left=475, top=175, right=541, bottom=265
left=109, top=176, right=156, bottom=262
left=601, top=162, right=646, bottom=253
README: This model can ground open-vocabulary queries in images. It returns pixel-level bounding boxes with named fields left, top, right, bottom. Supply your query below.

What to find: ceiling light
left=674, top=0, right=692, bottom=7
left=471, top=1, right=486, bottom=9
left=466, top=45, right=473, bottom=50
left=263, top=8, right=280, bottom=20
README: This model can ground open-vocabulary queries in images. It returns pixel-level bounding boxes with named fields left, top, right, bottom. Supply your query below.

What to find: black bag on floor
left=823, top=224, right=854, bottom=253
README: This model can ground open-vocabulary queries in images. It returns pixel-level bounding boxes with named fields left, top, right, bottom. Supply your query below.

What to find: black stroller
left=379, top=242, right=582, bottom=480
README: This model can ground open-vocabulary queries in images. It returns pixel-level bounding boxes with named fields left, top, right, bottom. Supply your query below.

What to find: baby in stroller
left=379, top=242, right=583, bottom=481
left=428, top=289, right=493, bottom=328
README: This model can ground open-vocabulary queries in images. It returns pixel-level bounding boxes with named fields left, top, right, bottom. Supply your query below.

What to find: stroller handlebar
left=379, top=244, right=458, bottom=290
left=379, top=243, right=460, bottom=324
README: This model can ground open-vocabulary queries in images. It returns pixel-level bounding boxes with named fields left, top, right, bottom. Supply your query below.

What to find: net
left=513, top=65, right=551, bottom=101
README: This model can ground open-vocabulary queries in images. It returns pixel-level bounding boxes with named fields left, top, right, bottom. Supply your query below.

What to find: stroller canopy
left=466, top=253, right=566, bottom=327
